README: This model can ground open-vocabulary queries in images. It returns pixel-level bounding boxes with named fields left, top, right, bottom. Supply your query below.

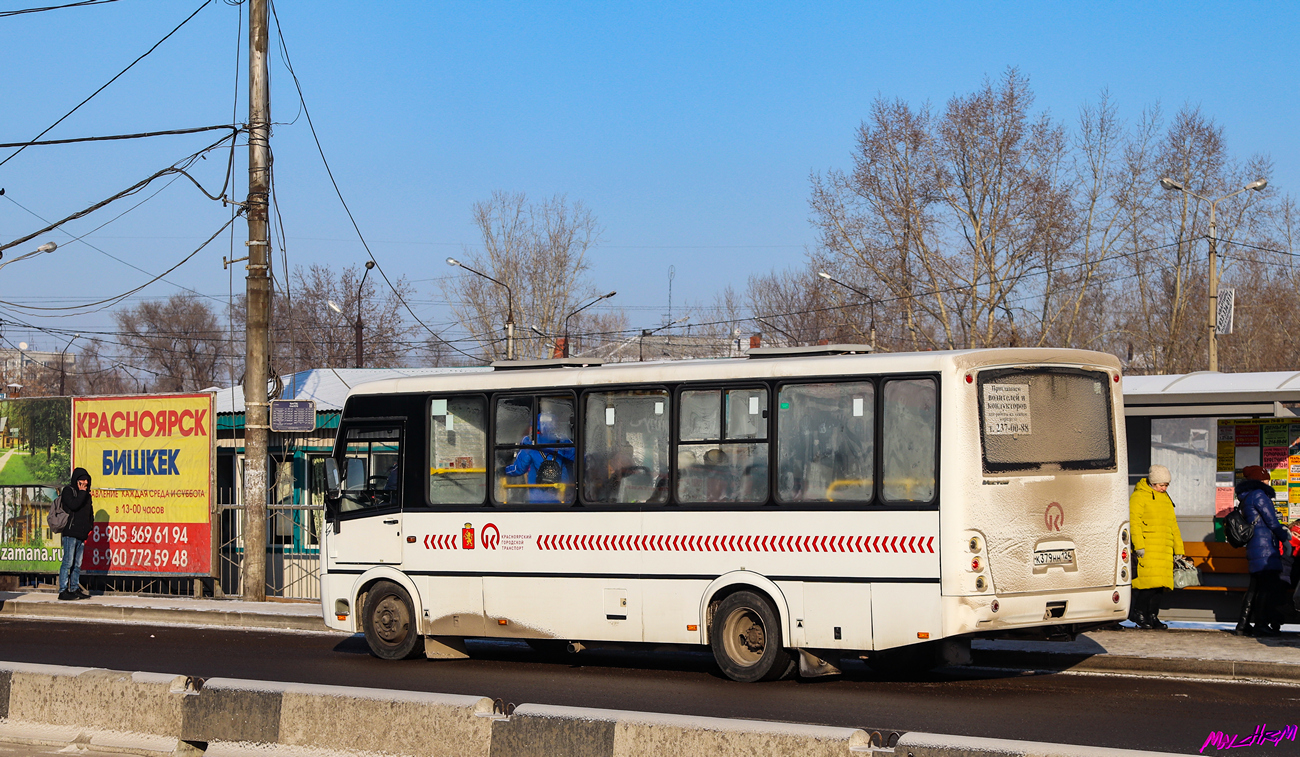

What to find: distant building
left=0, top=348, right=73, bottom=393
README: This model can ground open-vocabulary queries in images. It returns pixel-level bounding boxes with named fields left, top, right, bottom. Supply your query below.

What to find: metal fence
left=216, top=503, right=323, bottom=601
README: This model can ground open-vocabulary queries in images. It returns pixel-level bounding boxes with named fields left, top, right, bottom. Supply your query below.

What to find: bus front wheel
left=362, top=580, right=424, bottom=660
left=710, top=591, right=793, bottom=682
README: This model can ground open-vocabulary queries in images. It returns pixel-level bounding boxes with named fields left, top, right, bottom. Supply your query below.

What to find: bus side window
left=676, top=388, right=768, bottom=503
left=776, top=382, right=874, bottom=503
left=430, top=396, right=488, bottom=505
left=582, top=390, right=670, bottom=504
left=881, top=378, right=937, bottom=502
left=493, top=395, right=576, bottom=506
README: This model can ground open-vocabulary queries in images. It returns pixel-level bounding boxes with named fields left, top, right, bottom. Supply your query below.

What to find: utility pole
left=241, top=0, right=271, bottom=602
left=1207, top=209, right=1219, bottom=373
left=1159, top=177, right=1267, bottom=373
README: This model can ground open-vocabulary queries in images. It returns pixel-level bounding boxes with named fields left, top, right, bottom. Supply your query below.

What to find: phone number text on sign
left=83, top=522, right=209, bottom=575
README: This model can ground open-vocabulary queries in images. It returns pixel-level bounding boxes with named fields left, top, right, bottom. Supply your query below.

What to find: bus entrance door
left=331, top=425, right=406, bottom=566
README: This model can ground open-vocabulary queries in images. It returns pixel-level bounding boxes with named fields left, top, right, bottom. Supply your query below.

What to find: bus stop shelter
left=1124, top=371, right=1300, bottom=621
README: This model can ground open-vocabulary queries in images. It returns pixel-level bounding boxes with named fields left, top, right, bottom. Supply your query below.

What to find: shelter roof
left=1123, top=371, right=1300, bottom=408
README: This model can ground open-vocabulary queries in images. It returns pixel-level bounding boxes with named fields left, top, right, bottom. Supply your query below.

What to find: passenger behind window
left=504, top=412, right=575, bottom=504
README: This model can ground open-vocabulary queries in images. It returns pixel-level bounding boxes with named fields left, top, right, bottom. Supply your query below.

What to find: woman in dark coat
left=57, top=467, right=94, bottom=601
left=1234, top=465, right=1290, bottom=636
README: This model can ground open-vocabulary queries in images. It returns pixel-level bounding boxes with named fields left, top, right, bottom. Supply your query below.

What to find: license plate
left=1033, top=548, right=1075, bottom=566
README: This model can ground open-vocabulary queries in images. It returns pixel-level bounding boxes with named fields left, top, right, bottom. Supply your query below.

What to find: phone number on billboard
left=93, top=524, right=191, bottom=545
left=86, top=546, right=193, bottom=570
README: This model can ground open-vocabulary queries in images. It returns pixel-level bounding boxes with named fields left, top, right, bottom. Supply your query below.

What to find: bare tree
left=804, top=71, right=1294, bottom=372
left=70, top=338, right=130, bottom=396
left=443, top=191, right=604, bottom=361
left=114, top=294, right=228, bottom=392
left=232, top=263, right=420, bottom=373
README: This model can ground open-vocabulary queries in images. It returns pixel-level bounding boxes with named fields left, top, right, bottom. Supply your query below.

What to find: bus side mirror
left=324, top=458, right=342, bottom=519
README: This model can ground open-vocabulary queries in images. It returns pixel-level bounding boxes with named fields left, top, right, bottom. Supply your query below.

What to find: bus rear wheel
left=710, top=591, right=792, bottom=682
left=362, top=580, right=424, bottom=660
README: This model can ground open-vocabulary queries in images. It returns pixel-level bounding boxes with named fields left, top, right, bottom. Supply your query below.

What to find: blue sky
left=1, top=0, right=1295, bottom=359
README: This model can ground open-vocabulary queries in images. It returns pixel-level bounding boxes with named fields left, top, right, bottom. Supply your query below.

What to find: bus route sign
left=271, top=400, right=316, bottom=432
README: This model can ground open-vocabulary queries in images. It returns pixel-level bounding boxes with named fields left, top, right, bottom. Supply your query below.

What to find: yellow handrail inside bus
left=431, top=467, right=487, bottom=475
left=825, top=479, right=871, bottom=502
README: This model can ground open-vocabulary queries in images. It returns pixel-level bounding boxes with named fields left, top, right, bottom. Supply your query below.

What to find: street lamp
left=354, top=261, right=375, bottom=369
left=0, top=241, right=57, bottom=269
left=59, top=334, right=80, bottom=396
left=447, top=257, right=514, bottom=360
left=563, top=291, right=617, bottom=358
left=1158, top=176, right=1269, bottom=372
left=817, top=271, right=876, bottom=352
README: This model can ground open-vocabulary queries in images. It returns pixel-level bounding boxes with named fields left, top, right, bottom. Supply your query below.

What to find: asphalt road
left=0, top=617, right=1290, bottom=755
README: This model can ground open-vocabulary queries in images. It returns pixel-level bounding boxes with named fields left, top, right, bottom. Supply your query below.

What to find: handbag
left=1172, top=555, right=1201, bottom=589
left=46, top=493, right=69, bottom=534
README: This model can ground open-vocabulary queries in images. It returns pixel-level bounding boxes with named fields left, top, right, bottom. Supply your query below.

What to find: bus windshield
left=978, top=368, right=1115, bottom=473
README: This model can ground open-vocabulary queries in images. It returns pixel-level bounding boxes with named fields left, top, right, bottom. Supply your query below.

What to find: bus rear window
left=978, top=368, right=1115, bottom=473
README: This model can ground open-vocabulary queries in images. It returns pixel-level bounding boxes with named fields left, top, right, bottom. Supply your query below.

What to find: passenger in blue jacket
left=1234, top=465, right=1291, bottom=636
left=503, top=413, right=575, bottom=504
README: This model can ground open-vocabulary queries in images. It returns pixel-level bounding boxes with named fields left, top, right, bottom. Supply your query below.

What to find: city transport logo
left=1044, top=502, right=1064, bottom=531
left=482, top=523, right=500, bottom=550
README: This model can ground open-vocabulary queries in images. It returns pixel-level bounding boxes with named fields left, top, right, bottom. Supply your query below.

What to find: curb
left=971, top=648, right=1300, bottom=684
left=0, top=596, right=333, bottom=633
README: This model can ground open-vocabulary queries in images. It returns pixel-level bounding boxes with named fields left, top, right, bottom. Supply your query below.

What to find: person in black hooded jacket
left=57, top=468, right=94, bottom=600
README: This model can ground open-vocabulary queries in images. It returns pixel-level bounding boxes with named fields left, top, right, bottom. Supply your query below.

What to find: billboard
left=73, top=394, right=214, bottom=576
left=0, top=396, right=73, bottom=572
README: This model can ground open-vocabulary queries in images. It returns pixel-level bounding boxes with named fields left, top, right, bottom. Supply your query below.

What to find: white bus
left=319, top=346, right=1130, bottom=681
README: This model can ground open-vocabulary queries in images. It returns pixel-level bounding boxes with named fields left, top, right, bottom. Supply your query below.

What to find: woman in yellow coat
left=1129, top=464, right=1184, bottom=629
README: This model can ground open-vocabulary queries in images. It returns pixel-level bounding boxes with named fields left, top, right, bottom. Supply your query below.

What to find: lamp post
left=563, top=291, right=617, bottom=358
left=447, top=258, right=514, bottom=360
left=59, top=333, right=80, bottom=396
left=817, top=271, right=876, bottom=352
left=354, top=261, right=375, bottom=368
left=1159, top=177, right=1269, bottom=372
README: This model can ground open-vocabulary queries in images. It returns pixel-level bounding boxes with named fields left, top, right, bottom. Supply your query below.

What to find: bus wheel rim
left=374, top=595, right=409, bottom=643
left=722, top=605, right=766, bottom=666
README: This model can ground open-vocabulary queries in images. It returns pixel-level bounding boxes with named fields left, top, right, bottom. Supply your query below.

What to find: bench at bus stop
left=1182, top=541, right=1248, bottom=592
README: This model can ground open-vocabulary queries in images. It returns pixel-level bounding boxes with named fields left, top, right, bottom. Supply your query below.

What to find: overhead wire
left=0, top=129, right=240, bottom=255
left=0, top=0, right=119, bottom=17
left=0, top=0, right=212, bottom=169
left=266, top=0, right=480, bottom=364
left=0, top=124, right=238, bottom=150
left=0, top=216, right=238, bottom=315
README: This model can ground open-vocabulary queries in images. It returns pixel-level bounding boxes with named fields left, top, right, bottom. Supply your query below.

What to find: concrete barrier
left=182, top=678, right=497, bottom=757
left=491, top=703, right=872, bottom=757
left=0, top=660, right=1183, bottom=757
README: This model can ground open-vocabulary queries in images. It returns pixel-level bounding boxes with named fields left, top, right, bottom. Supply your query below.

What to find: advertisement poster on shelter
left=1216, top=418, right=1297, bottom=522
left=0, top=396, right=73, bottom=573
left=72, top=394, right=214, bottom=576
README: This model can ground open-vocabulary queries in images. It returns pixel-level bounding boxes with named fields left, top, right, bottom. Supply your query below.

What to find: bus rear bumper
left=944, top=585, right=1130, bottom=638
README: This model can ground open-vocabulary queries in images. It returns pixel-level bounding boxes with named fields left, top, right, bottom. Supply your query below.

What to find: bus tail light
left=971, top=556, right=982, bottom=571
left=1112, top=591, right=1121, bottom=604
left=991, top=600, right=999, bottom=613
left=1121, top=548, right=1128, bottom=562
left=975, top=576, right=987, bottom=591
